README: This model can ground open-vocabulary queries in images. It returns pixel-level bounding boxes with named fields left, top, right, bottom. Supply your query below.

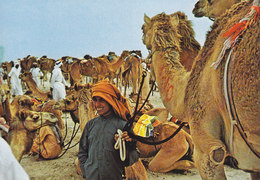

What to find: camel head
left=19, top=71, right=33, bottom=81
left=18, top=109, right=58, bottom=131
left=54, top=95, right=78, bottom=112
left=142, top=12, right=182, bottom=52
left=192, top=0, right=242, bottom=19
left=80, top=59, right=98, bottom=76
left=54, top=83, right=93, bottom=111
left=20, top=55, right=37, bottom=72
left=39, top=57, right=55, bottom=72
left=11, top=95, right=34, bottom=113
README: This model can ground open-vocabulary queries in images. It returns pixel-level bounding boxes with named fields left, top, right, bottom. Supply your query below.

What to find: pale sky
left=0, top=0, right=213, bottom=62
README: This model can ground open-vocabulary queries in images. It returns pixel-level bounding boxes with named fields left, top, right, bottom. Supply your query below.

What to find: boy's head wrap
left=92, top=81, right=131, bottom=121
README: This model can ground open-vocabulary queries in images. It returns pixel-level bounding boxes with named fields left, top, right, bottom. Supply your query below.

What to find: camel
left=122, top=50, right=143, bottom=97
left=20, top=55, right=38, bottom=73
left=142, top=3, right=260, bottom=179
left=98, top=50, right=130, bottom=89
left=5, top=94, right=58, bottom=161
left=81, top=51, right=130, bottom=85
left=60, top=57, right=83, bottom=86
left=6, top=109, right=58, bottom=162
left=0, top=84, right=12, bottom=122
left=38, top=56, right=55, bottom=84
left=9, top=71, right=64, bottom=136
left=193, top=0, right=243, bottom=19
left=19, top=71, right=52, bottom=102
left=136, top=109, right=194, bottom=173
left=1, top=61, right=14, bottom=74
left=54, top=83, right=95, bottom=132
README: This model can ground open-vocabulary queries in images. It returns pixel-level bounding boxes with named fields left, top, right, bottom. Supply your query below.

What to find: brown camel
left=1, top=61, right=14, bottom=74
left=193, top=0, right=242, bottom=19
left=80, top=59, right=99, bottom=83
left=20, top=55, right=38, bottom=73
left=60, top=57, right=83, bottom=86
left=96, top=51, right=130, bottom=86
left=19, top=72, right=52, bottom=102
left=122, top=50, right=143, bottom=97
left=142, top=3, right=260, bottom=179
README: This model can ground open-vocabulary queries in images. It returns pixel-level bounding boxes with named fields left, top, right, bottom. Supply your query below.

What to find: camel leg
left=193, top=145, right=226, bottom=180
left=190, top=112, right=227, bottom=179
left=148, top=137, right=192, bottom=172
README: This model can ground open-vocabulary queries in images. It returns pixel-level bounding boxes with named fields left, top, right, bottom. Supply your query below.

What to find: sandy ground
left=19, top=83, right=251, bottom=180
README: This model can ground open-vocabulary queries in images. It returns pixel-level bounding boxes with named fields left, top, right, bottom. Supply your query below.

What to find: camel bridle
left=123, top=68, right=186, bottom=145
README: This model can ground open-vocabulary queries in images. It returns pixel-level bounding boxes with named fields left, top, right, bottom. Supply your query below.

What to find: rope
left=114, top=129, right=126, bottom=161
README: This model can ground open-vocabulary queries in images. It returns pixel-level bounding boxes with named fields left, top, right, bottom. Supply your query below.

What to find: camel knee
left=210, top=146, right=226, bottom=164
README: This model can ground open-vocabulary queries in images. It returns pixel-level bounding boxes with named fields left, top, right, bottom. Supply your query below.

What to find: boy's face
left=92, top=96, right=112, bottom=117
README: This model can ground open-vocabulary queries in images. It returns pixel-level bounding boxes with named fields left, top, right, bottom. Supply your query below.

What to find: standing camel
left=142, top=2, right=260, bottom=179
left=122, top=51, right=143, bottom=97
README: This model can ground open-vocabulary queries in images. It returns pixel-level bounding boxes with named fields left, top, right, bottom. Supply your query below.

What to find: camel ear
left=171, top=14, right=180, bottom=26
left=144, top=14, right=151, bottom=24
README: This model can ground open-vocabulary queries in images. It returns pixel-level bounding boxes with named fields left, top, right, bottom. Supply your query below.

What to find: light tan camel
left=0, top=84, right=12, bottom=122
left=136, top=109, right=194, bottom=173
left=7, top=109, right=58, bottom=162
left=19, top=71, right=52, bottom=102
left=142, top=3, right=260, bottom=179
left=6, top=95, right=58, bottom=161
left=122, top=51, right=143, bottom=97
left=193, top=0, right=242, bottom=19
left=91, top=51, right=130, bottom=84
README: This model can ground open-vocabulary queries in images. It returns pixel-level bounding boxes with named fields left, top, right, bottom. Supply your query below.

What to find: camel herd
left=0, top=0, right=259, bottom=179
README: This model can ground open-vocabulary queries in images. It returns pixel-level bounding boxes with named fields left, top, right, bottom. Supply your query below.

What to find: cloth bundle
left=133, top=114, right=160, bottom=137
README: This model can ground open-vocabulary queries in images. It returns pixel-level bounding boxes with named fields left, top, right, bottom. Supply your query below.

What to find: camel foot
left=210, top=146, right=226, bottom=164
